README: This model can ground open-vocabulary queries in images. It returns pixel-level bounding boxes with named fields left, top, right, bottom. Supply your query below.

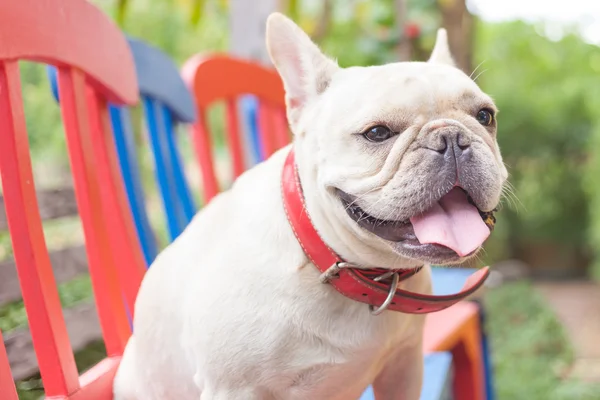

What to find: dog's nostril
left=434, top=136, right=449, bottom=154
left=436, top=131, right=470, bottom=155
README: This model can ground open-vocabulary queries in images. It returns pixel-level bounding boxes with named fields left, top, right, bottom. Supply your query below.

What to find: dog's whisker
left=343, top=185, right=386, bottom=212
left=473, top=68, right=489, bottom=82
left=469, top=59, right=487, bottom=80
left=500, top=182, right=524, bottom=212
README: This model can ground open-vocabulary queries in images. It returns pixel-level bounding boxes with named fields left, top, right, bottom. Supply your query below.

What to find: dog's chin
left=337, top=189, right=487, bottom=266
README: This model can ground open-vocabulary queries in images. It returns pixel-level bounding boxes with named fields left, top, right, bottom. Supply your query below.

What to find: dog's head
left=267, top=13, right=507, bottom=268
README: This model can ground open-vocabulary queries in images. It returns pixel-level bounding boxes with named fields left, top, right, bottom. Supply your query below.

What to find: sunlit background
left=2, top=1, right=600, bottom=399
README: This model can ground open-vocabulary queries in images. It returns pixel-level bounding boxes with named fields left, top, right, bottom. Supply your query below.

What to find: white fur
left=114, top=13, right=505, bottom=400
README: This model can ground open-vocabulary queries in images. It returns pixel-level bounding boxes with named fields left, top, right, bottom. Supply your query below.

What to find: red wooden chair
left=0, top=0, right=145, bottom=398
left=424, top=302, right=486, bottom=400
left=182, top=54, right=288, bottom=203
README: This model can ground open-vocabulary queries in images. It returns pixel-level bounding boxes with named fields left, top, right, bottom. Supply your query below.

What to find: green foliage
left=485, top=282, right=600, bottom=399
left=18, top=62, right=67, bottom=171
left=317, top=0, right=440, bottom=67
left=474, top=21, right=600, bottom=271
left=94, top=0, right=227, bottom=65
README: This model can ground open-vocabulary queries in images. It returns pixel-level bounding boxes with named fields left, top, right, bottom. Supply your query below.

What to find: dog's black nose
left=434, top=130, right=471, bottom=159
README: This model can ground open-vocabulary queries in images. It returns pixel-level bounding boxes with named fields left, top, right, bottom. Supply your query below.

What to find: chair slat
left=193, top=107, right=220, bottom=203
left=85, top=88, right=145, bottom=316
left=143, top=96, right=186, bottom=240
left=257, top=100, right=278, bottom=158
left=0, top=61, right=80, bottom=396
left=161, top=106, right=196, bottom=225
left=109, top=106, right=158, bottom=265
left=225, top=98, right=246, bottom=178
left=57, top=67, right=131, bottom=356
left=240, top=96, right=262, bottom=165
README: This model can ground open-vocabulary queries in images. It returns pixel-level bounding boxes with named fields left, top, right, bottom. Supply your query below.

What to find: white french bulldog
left=114, top=12, right=507, bottom=400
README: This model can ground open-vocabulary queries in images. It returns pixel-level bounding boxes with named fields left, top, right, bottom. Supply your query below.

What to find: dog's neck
left=282, top=147, right=490, bottom=314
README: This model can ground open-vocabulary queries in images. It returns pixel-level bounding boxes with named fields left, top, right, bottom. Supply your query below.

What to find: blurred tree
left=475, top=20, right=600, bottom=278
left=438, top=0, right=473, bottom=72
left=22, top=0, right=600, bottom=279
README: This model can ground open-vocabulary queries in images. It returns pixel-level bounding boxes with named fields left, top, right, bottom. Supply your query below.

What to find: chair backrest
left=48, top=37, right=198, bottom=264
left=182, top=54, right=288, bottom=203
left=0, top=0, right=144, bottom=397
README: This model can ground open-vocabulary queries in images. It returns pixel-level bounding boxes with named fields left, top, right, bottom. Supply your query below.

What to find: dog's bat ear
left=428, top=28, right=455, bottom=66
left=266, top=12, right=339, bottom=129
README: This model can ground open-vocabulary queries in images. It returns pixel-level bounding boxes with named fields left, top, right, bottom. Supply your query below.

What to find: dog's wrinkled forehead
left=333, top=63, right=484, bottom=108
left=323, top=63, right=492, bottom=131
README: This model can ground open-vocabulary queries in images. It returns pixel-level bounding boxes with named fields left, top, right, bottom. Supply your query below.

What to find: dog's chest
left=261, top=307, right=413, bottom=399
left=267, top=342, right=388, bottom=400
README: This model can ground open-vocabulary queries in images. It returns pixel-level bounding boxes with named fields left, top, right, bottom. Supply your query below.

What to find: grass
left=485, top=281, right=600, bottom=400
left=0, top=275, right=94, bottom=333
left=16, top=340, right=107, bottom=400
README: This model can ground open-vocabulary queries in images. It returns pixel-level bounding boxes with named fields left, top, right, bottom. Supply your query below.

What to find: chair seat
left=431, top=267, right=479, bottom=295
left=359, top=352, right=454, bottom=400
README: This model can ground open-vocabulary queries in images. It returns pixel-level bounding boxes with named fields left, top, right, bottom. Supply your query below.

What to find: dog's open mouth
left=338, top=187, right=496, bottom=263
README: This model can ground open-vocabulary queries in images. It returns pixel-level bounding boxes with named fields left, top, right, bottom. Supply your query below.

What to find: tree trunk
left=437, top=0, right=473, bottom=73
left=395, top=0, right=412, bottom=61
left=229, top=0, right=281, bottom=65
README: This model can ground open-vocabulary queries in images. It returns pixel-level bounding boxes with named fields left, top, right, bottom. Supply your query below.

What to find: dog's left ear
left=428, top=28, right=455, bottom=66
left=266, top=12, right=339, bottom=129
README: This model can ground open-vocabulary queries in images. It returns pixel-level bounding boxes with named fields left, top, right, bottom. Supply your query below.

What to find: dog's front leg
left=371, top=341, right=424, bottom=400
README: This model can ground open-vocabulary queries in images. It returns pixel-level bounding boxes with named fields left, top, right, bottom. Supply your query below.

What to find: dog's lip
left=337, top=188, right=496, bottom=231
left=336, top=188, right=493, bottom=262
left=337, top=189, right=412, bottom=242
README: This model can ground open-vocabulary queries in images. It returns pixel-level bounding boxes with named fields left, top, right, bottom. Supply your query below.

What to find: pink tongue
left=409, top=188, right=490, bottom=257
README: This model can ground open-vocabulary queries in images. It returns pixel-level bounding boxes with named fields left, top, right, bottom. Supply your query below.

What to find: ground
left=536, top=281, right=600, bottom=385
left=485, top=281, right=600, bottom=400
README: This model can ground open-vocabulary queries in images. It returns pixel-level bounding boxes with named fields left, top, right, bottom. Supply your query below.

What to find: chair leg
left=451, top=317, right=486, bottom=400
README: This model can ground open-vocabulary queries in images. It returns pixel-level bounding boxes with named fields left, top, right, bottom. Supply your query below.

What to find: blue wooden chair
left=48, top=37, right=197, bottom=266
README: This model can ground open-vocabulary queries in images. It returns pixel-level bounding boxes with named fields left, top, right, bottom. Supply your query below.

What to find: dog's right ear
left=266, top=12, right=339, bottom=129
left=428, top=28, right=455, bottom=66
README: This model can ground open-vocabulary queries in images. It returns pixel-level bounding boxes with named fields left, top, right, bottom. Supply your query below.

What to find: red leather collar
left=282, top=148, right=489, bottom=315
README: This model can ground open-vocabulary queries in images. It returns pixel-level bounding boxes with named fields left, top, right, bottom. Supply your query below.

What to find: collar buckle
left=319, top=261, right=353, bottom=283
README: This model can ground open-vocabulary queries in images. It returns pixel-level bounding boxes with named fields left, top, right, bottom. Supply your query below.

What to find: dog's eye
left=363, top=125, right=395, bottom=142
left=476, top=109, right=494, bottom=126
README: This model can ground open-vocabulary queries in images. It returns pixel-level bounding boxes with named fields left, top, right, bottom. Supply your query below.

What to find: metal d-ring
left=369, top=271, right=400, bottom=316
